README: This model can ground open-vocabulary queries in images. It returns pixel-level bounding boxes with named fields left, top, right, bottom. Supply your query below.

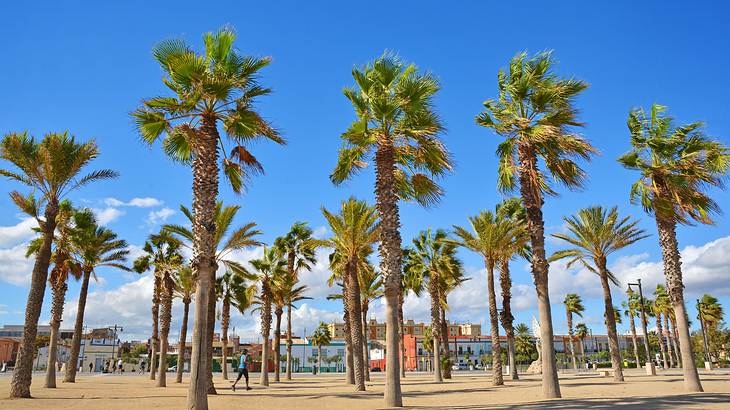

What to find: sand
left=1, top=369, right=729, bottom=409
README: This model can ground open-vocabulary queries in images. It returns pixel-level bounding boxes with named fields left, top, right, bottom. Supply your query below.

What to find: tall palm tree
left=311, top=322, right=332, bottom=374
left=403, top=229, right=461, bottom=383
left=453, top=211, right=518, bottom=386
left=322, top=198, right=380, bottom=391
left=652, top=285, right=670, bottom=369
left=332, top=54, right=452, bottom=408
left=251, top=246, right=287, bottom=387
left=477, top=51, right=595, bottom=399
left=133, top=231, right=184, bottom=386
left=133, top=27, right=283, bottom=409
left=562, top=294, right=585, bottom=372
left=437, top=259, right=468, bottom=381
left=325, top=283, right=355, bottom=384
left=495, top=198, right=530, bottom=381
left=164, top=201, right=263, bottom=391
left=26, top=201, right=81, bottom=388
left=173, top=266, right=195, bottom=383
left=0, top=131, right=116, bottom=398
left=271, top=272, right=311, bottom=382
left=622, top=290, right=642, bottom=367
left=274, top=223, right=320, bottom=381
left=550, top=206, right=648, bottom=382
left=697, top=294, right=723, bottom=327
left=25, top=202, right=72, bottom=387
left=64, top=212, right=130, bottom=383
left=618, top=103, right=729, bottom=391
left=574, top=323, right=589, bottom=365
left=359, top=266, right=382, bottom=382
left=515, top=323, right=536, bottom=361
left=216, top=270, right=257, bottom=380
left=656, top=285, right=678, bottom=367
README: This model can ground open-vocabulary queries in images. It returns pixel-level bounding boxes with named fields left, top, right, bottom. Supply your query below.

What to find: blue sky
left=0, top=1, right=728, bottom=342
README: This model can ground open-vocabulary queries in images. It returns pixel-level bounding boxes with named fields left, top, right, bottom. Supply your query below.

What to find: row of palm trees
left=3, top=25, right=728, bottom=410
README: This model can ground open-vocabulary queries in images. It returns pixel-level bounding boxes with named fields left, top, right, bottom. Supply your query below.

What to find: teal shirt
left=238, top=354, right=247, bottom=369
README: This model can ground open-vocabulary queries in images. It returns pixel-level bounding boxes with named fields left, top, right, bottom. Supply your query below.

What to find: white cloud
left=93, top=207, right=125, bottom=225
left=104, top=197, right=163, bottom=208
left=145, top=207, right=175, bottom=227
left=0, top=217, right=37, bottom=247
left=0, top=243, right=34, bottom=286
left=312, top=226, right=329, bottom=239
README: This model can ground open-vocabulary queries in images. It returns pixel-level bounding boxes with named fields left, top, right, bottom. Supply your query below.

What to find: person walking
left=139, top=361, right=145, bottom=374
left=231, top=349, right=251, bottom=392
left=117, top=358, right=123, bottom=374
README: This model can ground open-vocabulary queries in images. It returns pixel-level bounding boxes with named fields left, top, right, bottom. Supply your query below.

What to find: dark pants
left=234, top=368, right=248, bottom=385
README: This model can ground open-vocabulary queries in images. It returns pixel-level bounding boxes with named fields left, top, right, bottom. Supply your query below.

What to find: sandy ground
left=1, top=369, right=729, bottom=409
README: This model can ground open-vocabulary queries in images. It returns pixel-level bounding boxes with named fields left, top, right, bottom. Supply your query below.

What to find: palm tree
left=325, top=286, right=355, bottom=384
left=133, top=231, right=183, bottom=386
left=271, top=272, right=311, bottom=382
left=618, top=103, right=729, bottom=392
left=656, top=285, right=678, bottom=367
left=477, top=51, right=595, bottom=399
left=421, top=325, right=434, bottom=372
left=574, top=323, right=589, bottom=366
left=25, top=201, right=81, bottom=388
left=332, top=54, right=452, bottom=408
left=550, top=206, right=648, bottom=382
left=495, top=198, right=529, bottom=381
left=173, top=266, right=195, bottom=383
left=133, top=27, right=283, bottom=409
left=453, top=211, right=518, bottom=386
left=64, top=212, right=130, bottom=383
left=514, top=323, right=536, bottom=363
left=274, top=223, right=320, bottom=381
left=359, top=266, right=382, bottom=382
left=216, top=270, right=256, bottom=380
left=652, top=285, right=670, bottom=369
left=322, top=198, right=380, bottom=391
left=164, top=201, right=262, bottom=391
left=311, top=322, right=332, bottom=374
left=562, top=294, right=585, bottom=372
left=251, top=246, right=287, bottom=387
left=404, top=229, right=462, bottom=383
left=0, top=131, right=117, bottom=398
left=400, top=257, right=425, bottom=378
left=697, top=294, right=723, bottom=362
left=622, top=290, right=642, bottom=367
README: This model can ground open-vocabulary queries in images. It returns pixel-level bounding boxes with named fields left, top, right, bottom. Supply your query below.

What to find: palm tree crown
left=331, top=54, right=452, bottom=205
left=132, top=27, right=284, bottom=192
left=618, top=103, right=730, bottom=225
left=563, top=294, right=585, bottom=317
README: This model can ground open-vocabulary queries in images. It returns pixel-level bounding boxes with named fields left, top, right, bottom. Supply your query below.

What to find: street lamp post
left=697, top=299, right=712, bottom=371
left=108, top=325, right=123, bottom=372
left=628, top=279, right=656, bottom=375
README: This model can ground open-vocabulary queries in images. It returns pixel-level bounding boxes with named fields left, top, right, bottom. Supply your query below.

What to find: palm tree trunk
left=45, top=279, right=67, bottom=388
left=150, top=274, right=161, bottom=381
left=566, top=312, right=577, bottom=371
left=374, top=136, right=403, bottom=407
left=186, top=117, right=219, bottom=410
left=157, top=272, right=174, bottom=387
left=221, top=299, right=230, bottom=381
left=259, top=276, right=272, bottom=387
left=317, top=346, right=323, bottom=374
left=346, top=259, right=366, bottom=391
left=65, top=269, right=91, bottom=383
left=176, top=299, right=190, bottom=383
left=598, top=266, right=624, bottom=382
left=206, top=284, right=217, bottom=394
left=655, top=313, right=668, bottom=369
left=655, top=216, right=702, bottom=391
left=663, top=314, right=674, bottom=368
left=10, top=201, right=58, bottom=398
left=517, top=146, right=560, bottom=399
left=398, top=292, right=406, bottom=379
left=499, top=259, right=518, bottom=380
left=274, top=308, right=282, bottom=382
left=429, top=278, right=442, bottom=383
left=440, top=306, right=451, bottom=379
left=486, top=261, right=503, bottom=385
left=669, top=316, right=681, bottom=368
left=286, top=302, right=293, bottom=380
left=343, top=308, right=355, bottom=384
left=579, top=338, right=585, bottom=366
left=361, top=303, right=370, bottom=382
left=629, top=315, right=640, bottom=368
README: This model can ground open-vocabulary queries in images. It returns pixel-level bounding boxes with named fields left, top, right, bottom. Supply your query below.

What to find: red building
left=0, top=337, right=20, bottom=364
